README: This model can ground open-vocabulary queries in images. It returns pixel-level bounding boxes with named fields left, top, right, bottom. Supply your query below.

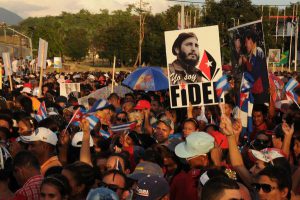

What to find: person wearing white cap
left=23, top=127, right=62, bottom=175
left=170, top=132, right=216, bottom=200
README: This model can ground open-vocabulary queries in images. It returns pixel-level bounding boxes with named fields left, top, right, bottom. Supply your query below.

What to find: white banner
left=2, top=52, right=12, bottom=76
left=53, top=57, right=62, bottom=68
left=60, top=83, right=80, bottom=97
left=37, top=38, right=48, bottom=69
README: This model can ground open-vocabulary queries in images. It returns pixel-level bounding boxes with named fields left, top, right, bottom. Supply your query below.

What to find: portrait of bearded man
left=169, top=32, right=202, bottom=85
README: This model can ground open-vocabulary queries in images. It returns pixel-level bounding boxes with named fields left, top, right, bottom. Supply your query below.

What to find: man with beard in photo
left=169, top=32, right=202, bottom=85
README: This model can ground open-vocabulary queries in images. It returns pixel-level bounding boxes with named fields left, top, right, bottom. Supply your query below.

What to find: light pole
left=237, top=15, right=243, bottom=26
left=231, top=18, right=236, bottom=27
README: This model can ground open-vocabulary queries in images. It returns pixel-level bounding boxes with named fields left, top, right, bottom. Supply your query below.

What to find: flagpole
left=111, top=56, right=116, bottom=93
left=295, top=7, right=299, bottom=72
left=290, top=95, right=300, bottom=109
left=276, top=7, right=279, bottom=43
left=289, top=4, right=295, bottom=72
left=65, top=107, right=80, bottom=131
left=0, top=63, right=2, bottom=90
left=181, top=3, right=185, bottom=30
left=38, top=41, right=45, bottom=98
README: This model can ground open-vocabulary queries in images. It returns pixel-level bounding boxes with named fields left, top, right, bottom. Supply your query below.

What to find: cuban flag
left=215, top=75, right=230, bottom=101
left=110, top=121, right=137, bottom=133
left=284, top=78, right=299, bottom=104
left=35, top=101, right=47, bottom=122
left=85, top=115, right=99, bottom=130
left=89, top=99, right=111, bottom=113
left=98, top=130, right=110, bottom=139
left=239, top=72, right=254, bottom=140
left=70, top=107, right=86, bottom=125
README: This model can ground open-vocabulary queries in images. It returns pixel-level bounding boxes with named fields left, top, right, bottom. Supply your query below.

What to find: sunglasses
left=252, top=183, right=277, bottom=193
left=117, top=117, right=127, bottom=122
left=98, top=182, right=124, bottom=192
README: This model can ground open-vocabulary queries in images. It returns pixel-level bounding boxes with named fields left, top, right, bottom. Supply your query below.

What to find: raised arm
left=80, top=118, right=92, bottom=166
left=220, top=115, right=254, bottom=187
left=281, top=122, right=294, bottom=158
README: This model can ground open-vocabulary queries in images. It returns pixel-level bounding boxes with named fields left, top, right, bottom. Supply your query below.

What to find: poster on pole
left=268, top=49, right=281, bottom=63
left=165, top=25, right=223, bottom=108
left=2, top=52, right=12, bottom=76
left=60, top=83, right=80, bottom=97
left=228, top=20, right=269, bottom=104
left=54, top=57, right=62, bottom=68
left=37, top=38, right=48, bottom=70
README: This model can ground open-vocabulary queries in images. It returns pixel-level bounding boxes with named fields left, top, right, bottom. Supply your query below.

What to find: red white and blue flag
left=69, top=107, right=86, bottom=124
left=284, top=78, right=299, bottom=104
left=215, top=75, right=230, bottom=101
left=239, top=72, right=254, bottom=139
left=110, top=121, right=137, bottom=133
left=35, top=101, right=47, bottom=122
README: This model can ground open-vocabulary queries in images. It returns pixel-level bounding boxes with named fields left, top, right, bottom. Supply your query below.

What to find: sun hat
left=175, top=131, right=215, bottom=158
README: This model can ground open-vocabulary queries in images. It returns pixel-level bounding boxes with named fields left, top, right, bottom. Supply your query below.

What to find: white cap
left=88, top=74, right=95, bottom=81
left=71, top=131, right=94, bottom=147
left=21, top=87, right=32, bottom=94
left=22, top=127, right=58, bottom=146
left=32, top=88, right=39, bottom=97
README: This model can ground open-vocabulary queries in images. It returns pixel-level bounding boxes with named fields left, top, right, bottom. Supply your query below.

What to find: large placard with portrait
left=228, top=20, right=269, bottom=104
left=60, top=83, right=80, bottom=97
left=165, top=26, right=222, bottom=108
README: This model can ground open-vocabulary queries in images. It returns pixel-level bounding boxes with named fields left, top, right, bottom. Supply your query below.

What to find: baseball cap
left=128, top=161, right=163, bottom=180
left=87, top=187, right=119, bottom=200
left=21, top=87, right=32, bottom=94
left=21, top=127, right=58, bottom=146
left=134, top=175, right=169, bottom=200
left=158, top=116, right=174, bottom=130
left=209, top=130, right=228, bottom=149
left=71, top=131, right=94, bottom=147
left=134, top=100, right=151, bottom=110
left=175, top=132, right=215, bottom=158
left=248, top=148, right=285, bottom=163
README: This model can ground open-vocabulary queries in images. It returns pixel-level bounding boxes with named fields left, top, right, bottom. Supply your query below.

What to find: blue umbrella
left=122, top=67, right=169, bottom=91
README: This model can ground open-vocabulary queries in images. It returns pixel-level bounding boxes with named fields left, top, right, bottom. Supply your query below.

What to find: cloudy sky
left=0, top=0, right=296, bottom=18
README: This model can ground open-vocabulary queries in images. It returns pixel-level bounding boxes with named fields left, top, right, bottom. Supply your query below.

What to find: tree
left=64, top=28, right=89, bottom=60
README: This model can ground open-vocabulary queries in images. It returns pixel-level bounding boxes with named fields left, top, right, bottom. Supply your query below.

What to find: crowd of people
left=0, top=60, right=299, bottom=200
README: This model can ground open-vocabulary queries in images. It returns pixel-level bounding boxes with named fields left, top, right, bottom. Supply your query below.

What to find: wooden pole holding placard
left=8, top=73, right=12, bottom=91
left=0, top=64, right=2, bottom=90
left=289, top=4, right=295, bottom=72
left=38, top=42, right=45, bottom=98
left=111, top=56, right=116, bottom=93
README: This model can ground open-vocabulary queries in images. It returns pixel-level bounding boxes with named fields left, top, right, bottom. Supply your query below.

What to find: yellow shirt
left=41, top=156, right=62, bottom=176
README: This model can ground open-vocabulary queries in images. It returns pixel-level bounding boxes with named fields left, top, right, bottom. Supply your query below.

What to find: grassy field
left=46, top=62, right=136, bottom=73
left=45, top=62, right=169, bottom=74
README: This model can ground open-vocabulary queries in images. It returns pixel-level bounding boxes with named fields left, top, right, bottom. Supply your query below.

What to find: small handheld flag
left=215, top=75, right=230, bottom=101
